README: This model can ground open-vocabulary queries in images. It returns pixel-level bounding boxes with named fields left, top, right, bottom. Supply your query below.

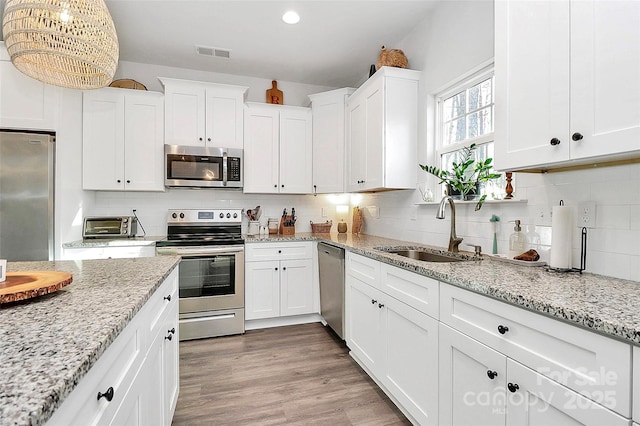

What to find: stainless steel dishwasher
left=318, top=242, right=345, bottom=339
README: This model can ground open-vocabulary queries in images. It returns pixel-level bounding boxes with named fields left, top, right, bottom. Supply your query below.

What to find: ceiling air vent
left=196, top=45, right=231, bottom=59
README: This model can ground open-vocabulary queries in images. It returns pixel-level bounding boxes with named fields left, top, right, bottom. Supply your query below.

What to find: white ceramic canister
left=248, top=221, right=260, bottom=236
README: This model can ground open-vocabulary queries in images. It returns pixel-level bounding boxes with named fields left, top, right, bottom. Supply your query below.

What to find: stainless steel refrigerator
left=0, top=130, right=55, bottom=261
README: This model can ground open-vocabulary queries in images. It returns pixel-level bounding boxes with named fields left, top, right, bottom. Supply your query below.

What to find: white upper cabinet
left=495, top=0, right=640, bottom=171
left=160, top=77, right=247, bottom=149
left=308, top=88, right=355, bottom=194
left=82, top=88, right=164, bottom=191
left=0, top=43, right=59, bottom=131
left=346, top=67, right=419, bottom=192
left=243, top=102, right=312, bottom=194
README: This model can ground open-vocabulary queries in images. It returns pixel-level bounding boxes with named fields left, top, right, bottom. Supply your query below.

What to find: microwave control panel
left=228, top=157, right=241, bottom=181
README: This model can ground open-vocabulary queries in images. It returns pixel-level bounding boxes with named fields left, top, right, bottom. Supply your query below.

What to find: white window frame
left=436, top=62, right=495, bottom=159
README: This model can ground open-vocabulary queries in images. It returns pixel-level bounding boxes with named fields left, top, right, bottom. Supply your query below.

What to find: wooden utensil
left=0, top=271, right=73, bottom=304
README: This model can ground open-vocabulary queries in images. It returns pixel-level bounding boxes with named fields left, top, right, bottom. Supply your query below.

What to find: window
left=436, top=64, right=506, bottom=200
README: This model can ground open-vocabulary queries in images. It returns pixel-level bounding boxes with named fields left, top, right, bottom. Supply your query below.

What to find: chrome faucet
left=436, top=196, right=463, bottom=253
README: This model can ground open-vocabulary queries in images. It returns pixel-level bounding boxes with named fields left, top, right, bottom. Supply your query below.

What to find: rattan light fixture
left=2, top=0, right=119, bottom=89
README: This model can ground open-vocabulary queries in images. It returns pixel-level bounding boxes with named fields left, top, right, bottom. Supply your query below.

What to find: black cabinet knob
left=165, top=333, right=173, bottom=341
left=208, top=138, right=212, bottom=142
left=274, top=184, right=277, bottom=188
left=283, top=267, right=287, bottom=271
left=487, top=370, right=498, bottom=380
left=281, top=185, right=284, bottom=188
left=498, top=325, right=509, bottom=334
left=163, top=295, right=171, bottom=301
left=278, top=250, right=282, bottom=254
left=97, top=386, right=114, bottom=402
left=199, top=137, right=203, bottom=141
left=572, top=132, right=583, bottom=141
left=371, top=299, right=377, bottom=305
left=168, top=327, right=176, bottom=334
left=275, top=267, right=278, bottom=271
left=117, top=179, right=121, bottom=183
left=378, top=303, right=384, bottom=309
left=507, top=383, right=519, bottom=393
left=550, top=138, right=561, bottom=146
left=126, top=180, right=131, bottom=184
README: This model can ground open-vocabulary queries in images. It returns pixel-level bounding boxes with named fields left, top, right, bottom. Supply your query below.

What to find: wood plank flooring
left=172, top=323, right=411, bottom=425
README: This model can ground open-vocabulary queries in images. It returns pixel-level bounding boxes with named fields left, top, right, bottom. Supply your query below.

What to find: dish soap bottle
left=508, top=220, right=527, bottom=259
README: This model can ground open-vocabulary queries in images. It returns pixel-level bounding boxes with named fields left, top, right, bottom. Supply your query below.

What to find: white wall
left=114, top=61, right=335, bottom=107
left=356, top=0, right=640, bottom=282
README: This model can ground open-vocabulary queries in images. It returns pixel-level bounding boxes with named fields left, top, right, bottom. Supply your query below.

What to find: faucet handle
left=466, top=244, right=482, bottom=256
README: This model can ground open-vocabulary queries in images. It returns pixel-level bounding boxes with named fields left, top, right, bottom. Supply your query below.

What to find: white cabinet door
left=309, top=88, right=354, bottom=194
left=124, top=92, right=164, bottom=191
left=634, top=346, right=639, bottom=424
left=363, top=84, right=384, bottom=190
left=346, top=92, right=367, bottom=191
left=279, top=108, right=312, bottom=194
left=243, top=105, right=279, bottom=193
left=245, top=260, right=280, bottom=320
left=205, top=87, right=244, bottom=149
left=382, top=295, right=439, bottom=426
left=506, top=359, right=629, bottom=426
left=439, top=323, right=507, bottom=426
left=279, top=258, right=314, bottom=317
left=163, top=84, right=205, bottom=147
left=346, top=275, right=383, bottom=374
left=494, top=0, right=570, bottom=171
left=136, top=331, right=164, bottom=426
left=162, top=302, right=179, bottom=423
left=570, top=0, right=640, bottom=160
left=0, top=59, right=59, bottom=131
left=83, top=90, right=126, bottom=190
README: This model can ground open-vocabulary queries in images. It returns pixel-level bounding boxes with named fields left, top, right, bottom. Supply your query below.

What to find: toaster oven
left=83, top=216, right=137, bottom=238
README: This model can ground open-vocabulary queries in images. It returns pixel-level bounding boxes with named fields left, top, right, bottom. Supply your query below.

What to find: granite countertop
left=245, top=233, right=640, bottom=346
left=62, top=235, right=166, bottom=248
left=0, top=256, right=180, bottom=426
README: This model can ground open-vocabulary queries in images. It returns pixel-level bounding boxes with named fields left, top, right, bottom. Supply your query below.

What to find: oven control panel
left=167, top=209, right=242, bottom=223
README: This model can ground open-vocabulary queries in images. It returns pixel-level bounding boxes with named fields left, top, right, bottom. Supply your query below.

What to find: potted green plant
left=419, top=143, right=501, bottom=210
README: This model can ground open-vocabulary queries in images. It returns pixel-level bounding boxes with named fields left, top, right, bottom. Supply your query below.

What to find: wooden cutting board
left=0, top=271, right=73, bottom=304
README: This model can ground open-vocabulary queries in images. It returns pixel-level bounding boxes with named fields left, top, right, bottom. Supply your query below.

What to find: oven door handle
left=156, top=246, right=244, bottom=256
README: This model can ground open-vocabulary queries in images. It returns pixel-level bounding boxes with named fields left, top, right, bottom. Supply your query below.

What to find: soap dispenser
left=508, top=220, right=527, bottom=258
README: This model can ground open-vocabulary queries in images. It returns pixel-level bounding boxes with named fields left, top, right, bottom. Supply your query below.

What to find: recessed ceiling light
left=282, top=10, right=300, bottom=24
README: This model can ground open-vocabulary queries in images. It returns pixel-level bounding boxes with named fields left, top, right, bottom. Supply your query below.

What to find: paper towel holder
left=546, top=226, right=587, bottom=274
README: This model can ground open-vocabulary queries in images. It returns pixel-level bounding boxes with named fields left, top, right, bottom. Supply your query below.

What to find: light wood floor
left=172, top=323, right=411, bottom=425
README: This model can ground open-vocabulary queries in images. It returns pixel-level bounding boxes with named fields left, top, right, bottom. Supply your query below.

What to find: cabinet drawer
left=46, top=318, right=144, bottom=425
left=345, top=252, right=380, bottom=286
left=440, top=283, right=632, bottom=417
left=245, top=242, right=312, bottom=261
left=380, top=263, right=438, bottom=319
left=145, top=268, right=179, bottom=338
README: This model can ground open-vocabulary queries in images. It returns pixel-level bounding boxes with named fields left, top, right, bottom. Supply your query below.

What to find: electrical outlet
left=321, top=207, right=327, bottom=218
left=578, top=201, right=596, bottom=228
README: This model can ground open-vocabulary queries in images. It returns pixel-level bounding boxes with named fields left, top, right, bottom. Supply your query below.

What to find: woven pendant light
left=2, top=0, right=119, bottom=89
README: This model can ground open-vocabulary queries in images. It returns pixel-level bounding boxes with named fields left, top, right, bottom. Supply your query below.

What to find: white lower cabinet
left=345, top=252, right=438, bottom=425
left=634, top=346, right=640, bottom=424
left=245, top=242, right=315, bottom=320
left=47, top=268, right=179, bottom=426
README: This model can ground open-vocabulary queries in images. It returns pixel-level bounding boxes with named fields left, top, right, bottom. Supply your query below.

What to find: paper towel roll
left=550, top=205, right=574, bottom=269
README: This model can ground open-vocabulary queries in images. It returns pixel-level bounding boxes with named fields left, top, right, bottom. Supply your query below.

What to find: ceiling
left=1, top=0, right=438, bottom=88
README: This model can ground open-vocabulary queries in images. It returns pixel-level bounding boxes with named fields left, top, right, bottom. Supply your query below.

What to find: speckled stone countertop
left=246, top=233, right=640, bottom=346
left=62, top=235, right=165, bottom=248
left=0, top=256, right=180, bottom=426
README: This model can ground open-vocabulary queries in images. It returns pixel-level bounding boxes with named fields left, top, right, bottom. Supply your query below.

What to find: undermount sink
left=375, top=246, right=477, bottom=263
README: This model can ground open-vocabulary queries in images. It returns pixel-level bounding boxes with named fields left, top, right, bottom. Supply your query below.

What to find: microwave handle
left=222, top=151, right=228, bottom=187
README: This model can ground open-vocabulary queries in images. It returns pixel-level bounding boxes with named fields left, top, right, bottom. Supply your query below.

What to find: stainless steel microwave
left=164, top=145, right=243, bottom=188
left=83, top=216, right=137, bottom=238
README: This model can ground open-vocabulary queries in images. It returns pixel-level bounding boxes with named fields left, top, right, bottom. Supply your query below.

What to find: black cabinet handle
left=572, top=132, right=583, bottom=141
left=208, top=137, right=212, bottom=142
left=282, top=267, right=287, bottom=271
left=498, top=325, right=509, bottom=334
left=168, top=327, right=175, bottom=334
left=165, top=333, right=173, bottom=341
left=487, top=370, right=498, bottom=380
left=199, top=137, right=203, bottom=141
left=550, top=138, right=561, bottom=146
left=97, top=386, right=114, bottom=402
left=281, top=185, right=284, bottom=188
left=163, top=295, right=171, bottom=301
left=126, top=180, right=131, bottom=184
left=275, top=267, right=278, bottom=271
left=278, top=250, right=282, bottom=254
left=507, top=383, right=519, bottom=393
left=378, top=303, right=384, bottom=309
left=274, top=184, right=277, bottom=188
left=371, top=299, right=377, bottom=305
left=117, top=179, right=121, bottom=183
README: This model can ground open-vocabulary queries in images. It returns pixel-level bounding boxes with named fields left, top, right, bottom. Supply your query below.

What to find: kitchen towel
left=550, top=204, right=574, bottom=269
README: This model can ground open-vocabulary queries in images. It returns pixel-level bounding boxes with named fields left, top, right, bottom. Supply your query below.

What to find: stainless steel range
left=156, top=209, right=244, bottom=341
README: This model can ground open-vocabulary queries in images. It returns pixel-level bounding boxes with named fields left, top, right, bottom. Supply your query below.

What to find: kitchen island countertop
left=246, top=232, right=640, bottom=346
left=0, top=256, right=180, bottom=426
